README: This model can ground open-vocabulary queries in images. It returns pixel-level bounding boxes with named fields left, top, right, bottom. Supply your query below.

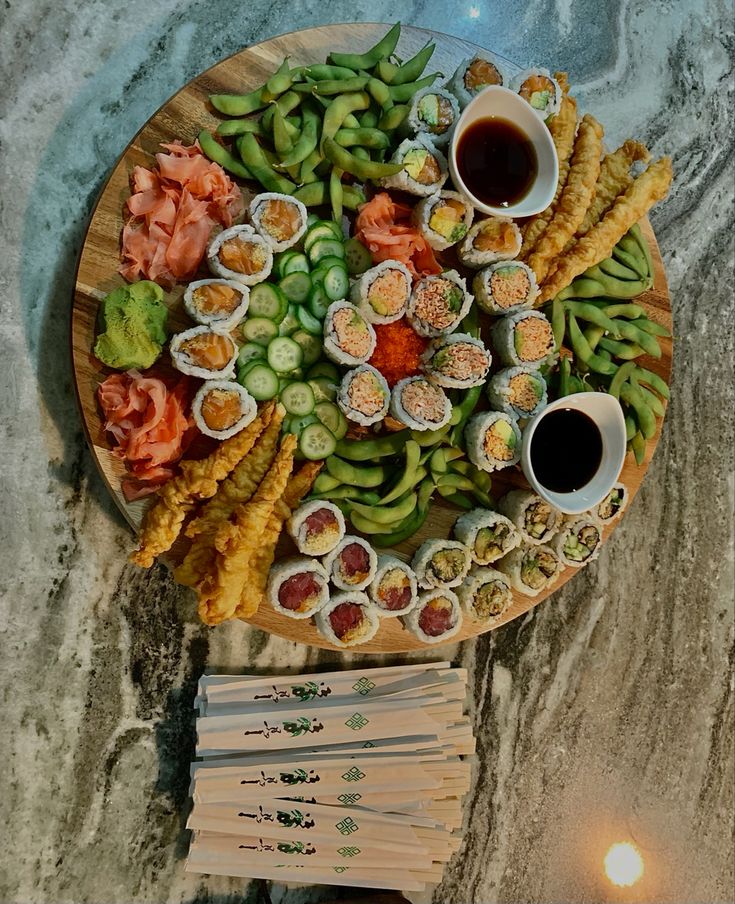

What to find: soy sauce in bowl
left=530, top=408, right=603, bottom=493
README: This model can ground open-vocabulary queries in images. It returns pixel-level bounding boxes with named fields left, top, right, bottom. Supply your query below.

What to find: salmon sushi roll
left=422, top=333, right=492, bottom=389
left=368, top=555, right=418, bottom=617
left=473, top=261, right=539, bottom=316
left=266, top=556, right=330, bottom=619
left=458, top=566, right=513, bottom=624
left=191, top=380, right=258, bottom=440
left=249, top=192, right=308, bottom=252
left=350, top=260, right=412, bottom=325
left=323, top=301, right=377, bottom=367
left=511, top=68, right=562, bottom=119
left=207, top=224, right=273, bottom=286
left=406, top=87, right=460, bottom=149
left=413, top=190, right=474, bottom=251
left=323, top=536, right=378, bottom=592
left=337, top=365, right=390, bottom=426
left=491, top=310, right=556, bottom=369
left=407, top=270, right=472, bottom=338
left=315, top=592, right=380, bottom=648
left=390, top=376, right=452, bottom=432
left=184, top=279, right=250, bottom=331
left=496, top=544, right=561, bottom=597
left=448, top=54, right=507, bottom=109
left=486, top=366, right=548, bottom=420
left=465, top=411, right=522, bottom=472
left=457, top=217, right=522, bottom=269
left=381, top=136, right=448, bottom=197
left=404, top=589, right=463, bottom=644
left=169, top=325, right=238, bottom=380
left=287, top=500, right=346, bottom=556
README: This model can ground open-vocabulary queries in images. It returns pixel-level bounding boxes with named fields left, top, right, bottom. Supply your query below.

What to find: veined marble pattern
left=0, top=1, right=732, bottom=902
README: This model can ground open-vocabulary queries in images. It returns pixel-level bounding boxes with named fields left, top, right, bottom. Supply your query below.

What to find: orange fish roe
left=369, top=318, right=429, bottom=387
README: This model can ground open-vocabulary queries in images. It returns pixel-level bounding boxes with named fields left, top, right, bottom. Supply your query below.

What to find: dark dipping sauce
left=531, top=408, right=602, bottom=493
left=456, top=116, right=537, bottom=208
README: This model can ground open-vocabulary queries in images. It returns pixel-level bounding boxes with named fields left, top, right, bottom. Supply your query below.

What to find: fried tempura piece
left=236, top=461, right=322, bottom=620
left=537, top=156, right=673, bottom=303
left=129, top=404, right=273, bottom=568
left=527, top=114, right=604, bottom=284
left=575, top=139, right=650, bottom=238
left=197, top=434, right=297, bottom=626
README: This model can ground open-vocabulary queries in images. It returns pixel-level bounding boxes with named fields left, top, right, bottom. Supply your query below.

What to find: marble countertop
left=1, top=1, right=733, bottom=902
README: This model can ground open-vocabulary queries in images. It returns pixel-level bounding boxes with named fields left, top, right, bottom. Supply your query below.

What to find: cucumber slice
left=322, top=264, right=350, bottom=301
left=237, top=341, right=266, bottom=369
left=344, top=237, right=373, bottom=275
left=240, top=362, right=279, bottom=401
left=281, top=381, right=316, bottom=417
left=278, top=304, right=300, bottom=336
left=242, top=316, right=279, bottom=346
left=304, top=223, right=341, bottom=254
left=278, top=376, right=295, bottom=394
left=299, top=422, right=337, bottom=460
left=281, top=414, right=293, bottom=434
left=267, top=336, right=303, bottom=373
left=307, top=283, right=331, bottom=320
left=274, top=250, right=298, bottom=280
left=312, top=254, right=347, bottom=273
left=248, top=283, right=288, bottom=322
left=279, top=271, right=312, bottom=303
left=309, top=376, right=338, bottom=403
left=315, top=400, right=348, bottom=440
left=289, top=412, right=320, bottom=435
left=307, top=361, right=339, bottom=381
left=297, top=305, right=324, bottom=336
left=292, top=329, right=322, bottom=366
left=308, top=238, right=345, bottom=264
left=282, top=252, right=310, bottom=276
left=306, top=212, right=321, bottom=228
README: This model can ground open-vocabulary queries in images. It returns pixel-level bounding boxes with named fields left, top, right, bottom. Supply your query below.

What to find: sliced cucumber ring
left=248, top=283, right=288, bottom=322
left=296, top=305, right=324, bottom=336
left=315, top=400, right=348, bottom=440
left=308, top=237, right=345, bottom=264
left=309, top=376, right=338, bottom=403
left=322, top=264, right=350, bottom=301
left=239, top=362, right=279, bottom=401
left=281, top=381, right=316, bottom=417
left=242, top=316, right=279, bottom=346
left=267, top=336, right=303, bottom=373
left=279, top=271, right=312, bottom=304
left=291, top=329, right=323, bottom=366
left=282, top=252, right=310, bottom=275
left=299, top=422, right=337, bottom=460
left=306, top=361, right=339, bottom=381
left=237, top=341, right=266, bottom=369
left=344, top=237, right=373, bottom=275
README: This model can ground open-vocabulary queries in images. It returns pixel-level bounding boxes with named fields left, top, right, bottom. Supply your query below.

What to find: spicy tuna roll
left=323, top=301, right=377, bottom=367
left=249, top=193, right=308, bottom=252
left=486, top=366, right=548, bottom=420
left=465, top=411, right=522, bottom=472
left=266, top=556, right=330, bottom=619
left=453, top=509, right=521, bottom=565
left=406, top=87, right=460, bottom=148
left=422, top=333, right=491, bottom=389
left=404, top=589, right=463, bottom=644
left=448, top=54, right=507, bottom=109
left=207, top=224, right=273, bottom=286
left=491, top=310, right=556, bottom=370
left=184, top=279, right=250, bottom=331
left=390, top=376, right=452, bottom=432
left=315, top=591, right=380, bottom=648
left=368, top=555, right=418, bottom=617
left=170, top=325, right=238, bottom=380
left=458, top=566, right=513, bottom=624
left=496, top=544, right=561, bottom=597
left=473, top=261, right=539, bottom=316
left=590, top=483, right=628, bottom=525
left=350, top=260, right=412, bottom=325
left=381, top=136, right=448, bottom=197
left=413, top=191, right=474, bottom=251
left=512, top=68, right=562, bottom=119
left=457, top=218, right=522, bottom=270
left=338, top=365, right=390, bottom=426
left=192, top=381, right=257, bottom=440
left=407, top=270, right=472, bottom=338
left=412, top=539, right=471, bottom=590
left=323, top=535, right=378, bottom=592
left=287, top=500, right=346, bottom=556
left=552, top=518, right=602, bottom=568
left=498, top=489, right=562, bottom=546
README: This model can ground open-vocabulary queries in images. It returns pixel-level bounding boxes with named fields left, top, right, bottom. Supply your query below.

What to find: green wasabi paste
left=94, top=281, right=168, bottom=370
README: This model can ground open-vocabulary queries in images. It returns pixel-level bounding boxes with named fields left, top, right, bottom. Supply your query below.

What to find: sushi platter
left=71, top=23, right=672, bottom=653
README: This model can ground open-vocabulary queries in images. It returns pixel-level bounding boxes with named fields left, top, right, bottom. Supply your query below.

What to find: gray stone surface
left=0, top=1, right=733, bottom=902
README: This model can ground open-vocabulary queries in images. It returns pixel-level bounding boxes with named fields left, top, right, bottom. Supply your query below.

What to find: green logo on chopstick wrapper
left=344, top=713, right=369, bottom=731
left=352, top=677, right=376, bottom=695
left=341, top=766, right=366, bottom=782
left=338, top=846, right=361, bottom=858
left=338, top=792, right=362, bottom=804
left=335, top=817, right=359, bottom=835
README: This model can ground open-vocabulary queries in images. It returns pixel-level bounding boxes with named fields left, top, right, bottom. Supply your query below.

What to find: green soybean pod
left=629, top=223, right=655, bottom=280
left=262, top=58, right=292, bottom=102
left=389, top=72, right=441, bottom=102
left=210, top=87, right=266, bottom=116
left=343, top=184, right=367, bottom=210
left=563, top=300, right=621, bottom=337
left=386, top=42, right=435, bottom=85
left=261, top=91, right=302, bottom=131
left=197, top=130, right=253, bottom=180
left=567, top=313, right=618, bottom=376
left=313, top=76, right=370, bottom=95
left=598, top=255, right=641, bottom=281
left=551, top=296, right=566, bottom=350
left=598, top=337, right=645, bottom=360
left=216, top=118, right=265, bottom=137
left=375, top=59, right=400, bottom=84
left=278, top=105, right=320, bottom=167
left=608, top=361, right=636, bottom=399
left=299, top=148, right=323, bottom=183
left=624, top=414, right=637, bottom=442
left=359, top=108, right=380, bottom=128
left=292, top=181, right=328, bottom=206
left=378, top=104, right=410, bottom=131
left=603, top=303, right=646, bottom=319
left=558, top=355, right=572, bottom=396
left=335, top=127, right=391, bottom=149
left=323, top=137, right=403, bottom=180
left=330, top=167, right=344, bottom=223
left=583, top=324, right=606, bottom=351
left=560, top=276, right=608, bottom=299
left=612, top=243, right=650, bottom=280
left=320, top=91, right=370, bottom=150
left=272, top=106, right=295, bottom=157
left=615, top=320, right=662, bottom=358
left=237, top=133, right=296, bottom=194
left=351, top=147, right=370, bottom=161
left=304, top=64, right=358, bottom=80
left=335, top=430, right=410, bottom=461
left=620, top=383, right=656, bottom=439
left=366, top=77, right=392, bottom=109
left=629, top=317, right=671, bottom=338
left=630, top=430, right=647, bottom=465
left=636, top=382, right=665, bottom=417
left=633, top=365, right=670, bottom=400
left=328, top=21, right=401, bottom=70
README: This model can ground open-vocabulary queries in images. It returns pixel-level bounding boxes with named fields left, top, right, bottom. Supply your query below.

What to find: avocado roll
left=404, top=589, right=463, bottom=644
left=458, top=566, right=513, bottom=623
left=457, top=217, right=522, bottom=269
left=453, top=509, right=521, bottom=565
left=368, top=555, right=418, bottom=617
left=249, top=192, right=308, bottom=252
left=448, top=54, right=507, bottom=109
left=486, top=366, right=548, bottom=420
left=406, top=87, right=460, bottom=149
left=287, top=500, right=346, bottom=556
left=170, top=325, right=238, bottom=380
left=465, top=411, right=522, bottom=472
left=381, top=136, right=448, bottom=197
left=511, top=68, right=562, bottom=119
left=337, top=365, right=390, bottom=426
left=266, top=556, right=330, bottom=619
left=473, top=261, right=539, bottom=316
left=323, top=301, right=377, bottom=367
left=184, top=279, right=250, bottom=331
left=323, top=535, right=378, bottom=592
left=192, top=380, right=257, bottom=440
left=207, top=224, right=273, bottom=286
left=315, top=591, right=380, bottom=648
left=552, top=518, right=602, bottom=568
left=498, top=489, right=562, bottom=545
left=390, top=376, right=452, bottom=432
left=422, top=333, right=492, bottom=389
left=413, top=190, right=474, bottom=251
left=407, top=270, right=472, bottom=338
left=411, top=539, right=472, bottom=590
left=591, top=483, right=628, bottom=525
left=496, top=544, right=561, bottom=597
left=491, top=310, right=556, bottom=370
left=350, top=260, right=412, bottom=325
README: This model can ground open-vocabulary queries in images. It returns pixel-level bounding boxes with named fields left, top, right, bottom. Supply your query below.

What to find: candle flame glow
left=604, top=842, right=644, bottom=887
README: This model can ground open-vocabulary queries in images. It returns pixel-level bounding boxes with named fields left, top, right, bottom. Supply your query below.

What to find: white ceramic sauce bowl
left=521, top=392, right=627, bottom=515
left=448, top=85, right=558, bottom=218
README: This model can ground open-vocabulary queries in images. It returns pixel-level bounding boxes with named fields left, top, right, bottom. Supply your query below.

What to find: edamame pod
left=272, top=106, right=295, bottom=156
left=379, top=441, right=423, bottom=504
left=633, top=366, right=670, bottom=399
left=350, top=490, right=418, bottom=525
left=359, top=108, right=379, bottom=128
left=216, top=118, right=266, bottom=137
left=620, top=383, right=656, bottom=439
left=602, top=303, right=646, bottom=319
left=263, top=58, right=295, bottom=102
left=598, top=256, right=641, bottom=281
left=630, top=318, right=671, bottom=337
left=563, top=300, right=621, bottom=337
left=335, top=431, right=410, bottom=460
left=379, top=42, right=435, bottom=85
left=312, top=473, right=342, bottom=494
left=304, top=64, right=358, bottom=80
left=630, top=430, right=647, bottom=465
left=320, top=92, right=371, bottom=150
left=237, top=134, right=296, bottom=193
left=210, top=87, right=266, bottom=116
left=608, top=361, right=637, bottom=399
left=388, top=72, right=441, bottom=102
left=559, top=355, right=572, bottom=396
left=330, top=166, right=344, bottom=222
left=313, top=76, right=370, bottom=95
left=334, top=127, right=391, bottom=149
left=323, top=138, right=403, bottom=179
left=585, top=265, right=650, bottom=298
left=372, top=478, right=435, bottom=547
left=328, top=22, right=401, bottom=70
left=325, top=457, right=386, bottom=487
left=278, top=106, right=320, bottom=167
left=378, top=104, right=410, bottom=131
left=292, top=180, right=365, bottom=209
left=598, top=336, right=645, bottom=360
left=197, top=130, right=252, bottom=179
left=551, top=296, right=566, bottom=350
left=615, top=320, right=662, bottom=358
left=261, top=91, right=302, bottom=131
left=567, top=313, right=617, bottom=375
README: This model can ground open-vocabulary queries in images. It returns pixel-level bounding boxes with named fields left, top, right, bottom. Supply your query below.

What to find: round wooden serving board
left=72, top=23, right=672, bottom=653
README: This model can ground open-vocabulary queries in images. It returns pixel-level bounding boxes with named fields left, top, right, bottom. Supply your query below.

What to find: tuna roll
left=170, top=325, right=238, bottom=380
left=192, top=380, right=257, bottom=440
left=491, top=310, right=556, bottom=370
left=323, top=301, right=377, bottom=367
left=412, top=539, right=471, bottom=590
left=368, top=555, right=418, bottom=617
left=184, top=279, right=250, bottom=331
left=266, top=556, right=330, bottom=619
left=287, top=500, right=346, bottom=556
left=465, top=411, right=522, bottom=472
left=249, top=192, right=308, bottom=252
left=457, top=217, right=522, bottom=269
left=207, top=224, right=273, bottom=286
left=338, top=365, right=390, bottom=426
left=390, top=376, right=452, bottom=431
left=453, top=509, right=521, bottom=565
left=458, top=566, right=513, bottom=623
left=404, top=589, right=463, bottom=644
left=315, top=592, right=380, bottom=648
left=422, top=333, right=492, bottom=389
left=350, top=260, right=412, bottom=325
left=407, top=270, right=472, bottom=338
left=323, top=536, right=378, bottom=592
left=498, top=489, right=562, bottom=545
left=473, top=261, right=539, bottom=316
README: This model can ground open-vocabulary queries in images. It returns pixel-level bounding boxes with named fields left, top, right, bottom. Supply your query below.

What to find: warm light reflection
left=604, top=842, right=644, bottom=887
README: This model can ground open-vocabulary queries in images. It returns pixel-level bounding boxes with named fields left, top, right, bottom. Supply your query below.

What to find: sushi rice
left=368, top=555, right=419, bottom=617
left=487, top=366, right=548, bottom=420
left=380, top=136, right=448, bottom=197
left=287, top=500, right=346, bottom=556
left=465, top=411, right=522, bottom=472
left=413, top=190, right=474, bottom=251
left=404, top=589, right=463, bottom=644
left=266, top=556, right=329, bottom=619
left=406, top=87, right=460, bottom=149
left=248, top=192, right=308, bottom=252
left=498, top=489, right=562, bottom=546
left=458, top=566, right=513, bottom=623
left=473, top=261, right=539, bottom=316
left=184, top=279, right=250, bottom=330
left=191, top=380, right=258, bottom=440
left=323, top=301, right=377, bottom=367
left=407, top=270, right=473, bottom=338
left=322, top=535, right=378, bottom=592
left=491, top=310, right=556, bottom=369
left=207, top=224, right=273, bottom=286
left=511, top=68, right=562, bottom=119
left=448, top=53, right=507, bottom=108
left=390, top=376, right=452, bottom=432
left=350, top=260, right=412, bottom=325
left=315, top=591, right=380, bottom=648
left=422, top=332, right=492, bottom=389
left=552, top=517, right=602, bottom=568
left=169, top=324, right=238, bottom=380
left=496, top=544, right=561, bottom=598
left=411, top=538, right=472, bottom=590
left=590, top=483, right=628, bottom=525
left=337, top=365, right=390, bottom=426
left=453, top=509, right=521, bottom=565
left=458, top=217, right=522, bottom=269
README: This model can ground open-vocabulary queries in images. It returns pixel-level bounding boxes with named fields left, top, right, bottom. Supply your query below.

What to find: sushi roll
left=448, top=54, right=507, bottom=109
left=249, top=192, right=308, bottom=252
left=465, top=411, right=522, bottom=472
left=315, top=591, right=380, bottom=648
left=381, top=136, right=448, bottom=197
left=498, top=489, right=562, bottom=545
left=406, top=87, right=460, bottom=149
left=413, top=190, right=474, bottom=251
left=552, top=517, right=602, bottom=568
left=350, top=260, right=412, bottom=325
left=323, top=301, right=377, bottom=367
left=512, top=68, right=562, bottom=119
left=411, top=539, right=472, bottom=590
left=390, top=376, right=452, bottom=432
left=404, top=589, right=463, bottom=644
left=266, top=556, right=329, bottom=619
left=184, top=279, right=250, bottom=331
left=486, top=366, right=548, bottom=420
left=407, top=270, right=472, bottom=338
left=337, top=365, right=390, bottom=427
left=422, top=333, right=492, bottom=389
left=191, top=381, right=257, bottom=440
left=287, top=500, right=346, bottom=556
left=368, top=555, right=418, bottom=617
left=323, top=535, right=378, bottom=592
left=491, top=310, right=556, bottom=370
left=590, top=483, right=628, bottom=525
left=473, top=261, right=539, bottom=316
left=496, top=544, right=561, bottom=598
left=207, top=224, right=273, bottom=286
left=458, top=566, right=513, bottom=624
left=169, top=325, right=238, bottom=380
left=453, top=509, right=521, bottom=565
left=457, top=217, right=522, bottom=269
